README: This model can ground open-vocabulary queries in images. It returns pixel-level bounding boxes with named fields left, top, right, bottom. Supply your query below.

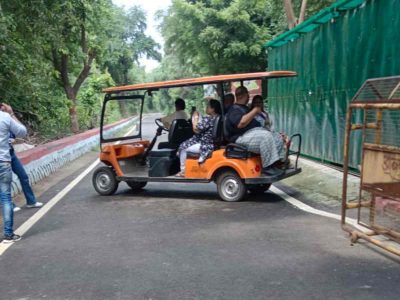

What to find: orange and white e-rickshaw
left=92, top=71, right=302, bottom=202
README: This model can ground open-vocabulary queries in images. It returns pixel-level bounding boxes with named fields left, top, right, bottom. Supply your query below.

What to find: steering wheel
left=155, top=118, right=169, bottom=132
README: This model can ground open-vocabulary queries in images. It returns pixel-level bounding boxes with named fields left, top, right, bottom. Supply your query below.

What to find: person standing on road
left=10, top=132, right=42, bottom=212
left=0, top=103, right=27, bottom=243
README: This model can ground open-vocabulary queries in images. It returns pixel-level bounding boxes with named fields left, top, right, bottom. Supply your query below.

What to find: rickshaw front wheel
left=216, top=171, right=247, bottom=202
left=92, top=166, right=119, bottom=196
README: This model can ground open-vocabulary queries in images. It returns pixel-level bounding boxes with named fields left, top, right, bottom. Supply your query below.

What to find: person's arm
left=237, top=107, right=261, bottom=129
left=161, top=112, right=175, bottom=129
left=2, top=103, right=27, bottom=138
left=192, top=112, right=201, bottom=133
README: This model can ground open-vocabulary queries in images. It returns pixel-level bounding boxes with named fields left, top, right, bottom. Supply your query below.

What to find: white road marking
left=0, top=120, right=142, bottom=255
left=0, top=159, right=100, bottom=255
left=270, top=186, right=369, bottom=233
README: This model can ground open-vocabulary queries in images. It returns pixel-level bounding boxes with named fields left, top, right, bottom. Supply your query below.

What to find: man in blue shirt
left=0, top=103, right=27, bottom=243
left=225, top=86, right=285, bottom=177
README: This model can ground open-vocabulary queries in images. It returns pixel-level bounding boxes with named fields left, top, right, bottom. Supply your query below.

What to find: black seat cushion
left=224, top=143, right=258, bottom=159
left=149, top=148, right=177, bottom=158
left=187, top=151, right=200, bottom=159
left=158, top=142, right=178, bottom=149
left=212, top=115, right=223, bottom=147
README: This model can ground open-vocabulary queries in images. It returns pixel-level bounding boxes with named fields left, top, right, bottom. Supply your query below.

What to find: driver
left=225, top=86, right=285, bottom=177
left=161, top=98, right=188, bottom=129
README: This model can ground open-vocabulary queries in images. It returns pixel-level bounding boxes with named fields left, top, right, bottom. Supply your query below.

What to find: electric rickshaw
left=92, top=71, right=302, bottom=202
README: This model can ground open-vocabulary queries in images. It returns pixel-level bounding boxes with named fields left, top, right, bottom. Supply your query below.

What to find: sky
left=112, top=0, right=172, bottom=71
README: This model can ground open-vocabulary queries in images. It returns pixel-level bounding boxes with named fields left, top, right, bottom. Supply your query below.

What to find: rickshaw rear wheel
left=247, top=184, right=271, bottom=194
left=216, top=171, right=247, bottom=202
left=126, top=181, right=147, bottom=191
left=92, top=166, right=119, bottom=196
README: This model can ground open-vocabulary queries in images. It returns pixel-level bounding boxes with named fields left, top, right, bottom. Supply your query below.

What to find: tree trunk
left=69, top=102, right=79, bottom=134
left=118, top=101, right=128, bottom=118
left=298, top=0, right=308, bottom=24
left=63, top=86, right=80, bottom=133
left=283, top=0, right=297, bottom=29
left=51, top=22, right=94, bottom=134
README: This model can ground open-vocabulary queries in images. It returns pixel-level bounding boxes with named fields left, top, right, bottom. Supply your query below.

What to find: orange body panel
left=100, top=140, right=150, bottom=176
left=184, top=149, right=262, bottom=179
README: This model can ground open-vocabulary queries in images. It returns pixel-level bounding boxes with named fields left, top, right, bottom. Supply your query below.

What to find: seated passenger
left=177, top=99, right=222, bottom=176
left=161, top=98, right=189, bottom=129
left=251, top=95, right=272, bottom=130
left=225, top=86, right=285, bottom=177
left=223, top=93, right=235, bottom=113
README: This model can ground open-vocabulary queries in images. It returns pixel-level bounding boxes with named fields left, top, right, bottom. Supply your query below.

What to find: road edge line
left=0, top=120, right=144, bottom=255
left=270, top=186, right=369, bottom=233
left=0, top=159, right=100, bottom=256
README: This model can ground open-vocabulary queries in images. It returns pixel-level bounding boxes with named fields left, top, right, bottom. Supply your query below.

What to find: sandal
left=175, top=171, right=185, bottom=177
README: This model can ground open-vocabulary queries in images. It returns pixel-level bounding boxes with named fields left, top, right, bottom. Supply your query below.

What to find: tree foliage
left=0, top=1, right=159, bottom=136
left=161, top=0, right=273, bottom=75
left=281, top=0, right=335, bottom=29
left=159, top=0, right=334, bottom=78
left=1, top=0, right=335, bottom=140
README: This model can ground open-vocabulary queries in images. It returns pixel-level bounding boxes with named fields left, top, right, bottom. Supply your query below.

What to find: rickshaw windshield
left=100, top=94, right=144, bottom=143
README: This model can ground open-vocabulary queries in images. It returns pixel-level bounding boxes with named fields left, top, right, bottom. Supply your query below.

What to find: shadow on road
left=115, top=183, right=283, bottom=204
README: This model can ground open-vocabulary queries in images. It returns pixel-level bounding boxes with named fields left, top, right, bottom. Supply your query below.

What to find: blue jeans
left=11, top=148, right=36, bottom=205
left=0, top=162, right=13, bottom=236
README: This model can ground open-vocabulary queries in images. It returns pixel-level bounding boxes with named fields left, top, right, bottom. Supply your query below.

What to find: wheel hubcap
left=222, top=178, right=240, bottom=199
left=97, top=173, right=111, bottom=191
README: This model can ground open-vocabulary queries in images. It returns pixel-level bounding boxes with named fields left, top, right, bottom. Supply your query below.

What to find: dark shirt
left=225, top=104, right=260, bottom=142
left=224, top=104, right=232, bottom=113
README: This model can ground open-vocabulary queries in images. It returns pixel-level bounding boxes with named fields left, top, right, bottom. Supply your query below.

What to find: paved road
left=0, top=116, right=399, bottom=300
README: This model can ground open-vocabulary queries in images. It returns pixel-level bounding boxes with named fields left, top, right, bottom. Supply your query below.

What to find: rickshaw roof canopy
left=103, top=71, right=297, bottom=93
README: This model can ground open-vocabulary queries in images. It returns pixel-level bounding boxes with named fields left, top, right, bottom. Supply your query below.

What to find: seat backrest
left=223, top=114, right=231, bottom=143
left=168, top=119, right=193, bottom=145
left=212, top=115, right=223, bottom=147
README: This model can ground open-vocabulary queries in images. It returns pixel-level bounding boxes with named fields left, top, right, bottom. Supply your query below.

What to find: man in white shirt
left=0, top=103, right=27, bottom=243
left=161, top=98, right=188, bottom=129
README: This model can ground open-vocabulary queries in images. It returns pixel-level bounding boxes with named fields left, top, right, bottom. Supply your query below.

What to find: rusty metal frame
left=341, top=76, right=400, bottom=257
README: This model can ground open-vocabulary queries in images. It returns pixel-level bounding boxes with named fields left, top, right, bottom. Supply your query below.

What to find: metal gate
left=341, top=76, right=400, bottom=256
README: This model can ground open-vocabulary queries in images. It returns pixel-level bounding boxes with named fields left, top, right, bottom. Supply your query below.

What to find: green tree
left=160, top=0, right=335, bottom=77
left=281, top=0, right=335, bottom=29
left=105, top=6, right=161, bottom=86
left=1, top=1, right=160, bottom=134
left=1, top=0, right=116, bottom=133
left=161, top=0, right=273, bottom=75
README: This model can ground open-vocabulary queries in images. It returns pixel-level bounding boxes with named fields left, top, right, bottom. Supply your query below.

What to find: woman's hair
left=251, top=95, right=265, bottom=112
left=208, top=99, right=222, bottom=115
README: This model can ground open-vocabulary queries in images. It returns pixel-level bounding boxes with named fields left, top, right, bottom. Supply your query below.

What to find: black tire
left=247, top=184, right=271, bottom=195
left=216, top=171, right=247, bottom=202
left=126, top=181, right=147, bottom=191
left=92, top=166, right=119, bottom=196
